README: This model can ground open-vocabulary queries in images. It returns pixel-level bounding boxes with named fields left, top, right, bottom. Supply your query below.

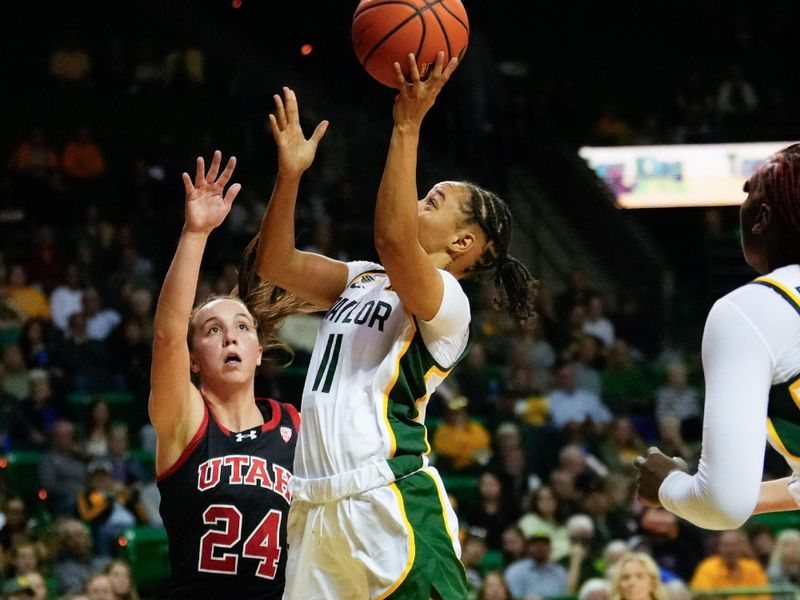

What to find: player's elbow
left=374, top=232, right=405, bottom=263
left=696, top=489, right=757, bottom=530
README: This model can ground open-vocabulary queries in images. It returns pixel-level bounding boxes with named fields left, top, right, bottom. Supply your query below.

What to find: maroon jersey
left=157, top=398, right=299, bottom=599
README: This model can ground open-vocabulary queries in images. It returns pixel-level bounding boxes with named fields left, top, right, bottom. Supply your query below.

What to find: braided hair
left=764, top=143, right=800, bottom=247
left=457, top=182, right=538, bottom=322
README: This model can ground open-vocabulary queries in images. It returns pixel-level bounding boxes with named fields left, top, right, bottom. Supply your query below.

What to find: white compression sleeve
left=658, top=297, right=775, bottom=529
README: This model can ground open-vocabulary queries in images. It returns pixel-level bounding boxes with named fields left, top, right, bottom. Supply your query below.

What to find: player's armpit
left=376, top=240, right=444, bottom=321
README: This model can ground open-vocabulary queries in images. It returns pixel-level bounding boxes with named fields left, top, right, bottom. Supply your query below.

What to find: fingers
left=216, top=155, right=237, bottom=188
left=268, top=113, right=280, bottom=139
left=407, top=53, right=421, bottom=83
left=431, top=51, right=446, bottom=78
left=310, top=120, right=329, bottom=146
left=223, top=182, right=242, bottom=206
left=633, top=456, right=645, bottom=469
left=274, top=93, right=287, bottom=130
left=194, top=156, right=206, bottom=187
left=283, top=87, right=300, bottom=124
left=206, top=150, right=222, bottom=182
left=443, top=55, right=459, bottom=79
left=393, top=61, right=409, bottom=92
left=181, top=172, right=193, bottom=196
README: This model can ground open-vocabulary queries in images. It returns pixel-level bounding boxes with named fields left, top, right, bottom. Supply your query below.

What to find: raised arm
left=374, top=52, right=459, bottom=321
left=150, top=151, right=240, bottom=474
left=255, top=87, right=348, bottom=309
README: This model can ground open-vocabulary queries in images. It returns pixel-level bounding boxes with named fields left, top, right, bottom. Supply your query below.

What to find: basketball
left=352, top=0, right=469, bottom=89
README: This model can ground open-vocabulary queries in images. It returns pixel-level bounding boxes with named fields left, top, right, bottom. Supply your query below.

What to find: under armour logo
left=235, top=430, right=258, bottom=442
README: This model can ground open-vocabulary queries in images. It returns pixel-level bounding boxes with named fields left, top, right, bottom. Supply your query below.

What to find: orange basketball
left=352, top=0, right=469, bottom=88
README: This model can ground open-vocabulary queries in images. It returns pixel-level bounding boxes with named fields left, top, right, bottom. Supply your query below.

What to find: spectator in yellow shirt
left=432, top=395, right=491, bottom=474
left=690, top=530, right=769, bottom=600
left=6, top=265, right=50, bottom=320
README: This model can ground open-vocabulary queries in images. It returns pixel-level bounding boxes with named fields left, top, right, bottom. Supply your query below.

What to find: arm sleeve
left=658, top=297, right=774, bottom=529
left=416, top=270, right=470, bottom=369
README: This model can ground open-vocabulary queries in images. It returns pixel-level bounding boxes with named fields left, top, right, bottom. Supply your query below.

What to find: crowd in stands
left=3, top=2, right=800, bottom=599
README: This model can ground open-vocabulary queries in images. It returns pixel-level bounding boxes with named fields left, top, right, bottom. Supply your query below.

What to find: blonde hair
left=610, top=552, right=669, bottom=600
left=768, top=528, right=800, bottom=573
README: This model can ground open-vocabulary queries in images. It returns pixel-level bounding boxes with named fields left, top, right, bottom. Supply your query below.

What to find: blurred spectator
left=85, top=572, right=114, bottom=600
left=462, top=528, right=489, bottom=590
left=583, top=293, right=615, bottom=349
left=464, top=472, right=514, bottom=551
left=504, top=531, right=568, bottom=600
left=1, top=575, right=37, bottom=600
left=596, top=417, right=647, bottom=476
left=609, top=552, right=669, bottom=600
left=50, top=264, right=87, bottom=333
left=25, top=571, right=47, bottom=600
left=39, top=420, right=86, bottom=515
left=2, top=344, right=30, bottom=401
left=663, top=580, right=691, bottom=600
left=767, top=528, right=800, bottom=586
left=634, top=507, right=704, bottom=582
left=105, top=559, right=140, bottom=600
left=24, top=226, right=66, bottom=294
left=579, top=578, right=612, bottom=600
left=561, top=514, right=603, bottom=591
left=476, top=571, right=512, bottom=600
left=8, top=369, right=58, bottom=450
left=18, top=318, right=52, bottom=369
left=566, top=334, right=604, bottom=396
left=557, top=444, right=607, bottom=496
left=76, top=458, right=143, bottom=557
left=53, top=519, right=110, bottom=594
left=601, top=341, right=653, bottom=420
left=62, top=125, right=106, bottom=182
left=518, top=485, right=570, bottom=561
left=748, top=524, right=775, bottom=570
left=48, top=30, right=92, bottom=89
left=689, top=530, right=768, bottom=600
left=104, top=424, right=147, bottom=486
left=612, top=294, right=659, bottom=359
left=130, top=39, right=164, bottom=93
left=655, top=416, right=699, bottom=471
left=716, top=63, right=759, bottom=121
left=51, top=312, right=122, bottom=393
left=0, top=498, right=30, bottom=552
left=84, top=400, right=111, bottom=458
left=547, top=363, right=612, bottom=431
left=6, top=265, right=50, bottom=320
left=163, top=39, right=205, bottom=91
left=7, top=541, right=41, bottom=578
left=500, top=525, right=528, bottom=569
left=556, top=271, right=595, bottom=323
left=654, top=362, right=701, bottom=428
left=432, top=395, right=491, bottom=474
left=7, top=129, right=59, bottom=180
left=454, top=342, right=499, bottom=418
left=109, top=319, right=151, bottom=406
left=82, top=287, right=121, bottom=342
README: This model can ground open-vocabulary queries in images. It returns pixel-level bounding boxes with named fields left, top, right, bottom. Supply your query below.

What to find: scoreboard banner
left=578, top=142, right=797, bottom=208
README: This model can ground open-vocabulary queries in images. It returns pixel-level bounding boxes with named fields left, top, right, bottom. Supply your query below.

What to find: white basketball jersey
left=293, top=261, right=471, bottom=480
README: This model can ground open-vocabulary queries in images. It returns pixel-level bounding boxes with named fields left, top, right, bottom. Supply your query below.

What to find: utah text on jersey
left=197, top=454, right=292, bottom=504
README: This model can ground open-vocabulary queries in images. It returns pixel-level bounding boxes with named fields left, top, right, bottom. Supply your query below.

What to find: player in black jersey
left=150, top=151, right=307, bottom=599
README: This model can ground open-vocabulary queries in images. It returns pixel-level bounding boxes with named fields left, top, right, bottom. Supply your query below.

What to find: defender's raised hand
left=181, top=150, right=241, bottom=234
left=269, top=87, right=329, bottom=179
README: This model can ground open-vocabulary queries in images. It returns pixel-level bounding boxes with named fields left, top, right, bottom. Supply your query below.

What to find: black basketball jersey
left=157, top=398, right=299, bottom=599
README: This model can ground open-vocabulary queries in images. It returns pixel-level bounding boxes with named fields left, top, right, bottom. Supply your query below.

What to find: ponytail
left=236, top=235, right=317, bottom=359
left=492, top=255, right=538, bottom=322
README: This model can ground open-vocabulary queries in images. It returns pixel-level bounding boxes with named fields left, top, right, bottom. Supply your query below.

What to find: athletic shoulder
left=345, top=260, right=384, bottom=284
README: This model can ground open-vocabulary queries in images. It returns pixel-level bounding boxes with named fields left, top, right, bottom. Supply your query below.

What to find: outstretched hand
left=182, top=150, right=241, bottom=235
left=633, top=447, right=689, bottom=508
left=269, top=87, right=329, bottom=179
left=392, top=51, right=459, bottom=128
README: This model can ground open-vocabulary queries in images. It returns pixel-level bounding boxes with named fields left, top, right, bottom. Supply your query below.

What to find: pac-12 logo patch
left=280, top=427, right=292, bottom=443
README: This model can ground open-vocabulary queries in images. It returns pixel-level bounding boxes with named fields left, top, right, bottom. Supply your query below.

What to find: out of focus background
left=1, top=1, right=799, bottom=598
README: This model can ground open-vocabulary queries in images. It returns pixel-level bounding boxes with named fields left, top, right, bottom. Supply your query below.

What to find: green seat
left=118, top=525, right=170, bottom=594
left=67, top=391, right=135, bottom=426
left=128, top=448, right=156, bottom=482
left=1, top=450, right=44, bottom=503
left=479, top=549, right=503, bottom=575
left=441, top=474, right=480, bottom=511
left=748, top=511, right=800, bottom=534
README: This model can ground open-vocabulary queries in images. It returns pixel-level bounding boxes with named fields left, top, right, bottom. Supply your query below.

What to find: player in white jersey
left=635, top=143, right=800, bottom=528
left=251, top=53, right=536, bottom=599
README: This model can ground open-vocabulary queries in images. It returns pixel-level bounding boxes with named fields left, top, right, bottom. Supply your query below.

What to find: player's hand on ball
left=392, top=51, right=459, bottom=127
left=633, top=447, right=688, bottom=508
left=269, top=87, right=329, bottom=179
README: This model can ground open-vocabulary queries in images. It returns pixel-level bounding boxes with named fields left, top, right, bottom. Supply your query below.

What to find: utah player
left=255, top=53, right=537, bottom=599
left=151, top=151, right=303, bottom=598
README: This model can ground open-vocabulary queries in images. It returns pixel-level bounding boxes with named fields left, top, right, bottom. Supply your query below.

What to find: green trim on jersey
left=385, top=470, right=468, bottom=600
left=753, top=276, right=800, bottom=459
left=386, top=325, right=471, bottom=480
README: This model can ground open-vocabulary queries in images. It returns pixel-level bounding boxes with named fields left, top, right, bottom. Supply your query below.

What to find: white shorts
left=283, top=463, right=466, bottom=600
